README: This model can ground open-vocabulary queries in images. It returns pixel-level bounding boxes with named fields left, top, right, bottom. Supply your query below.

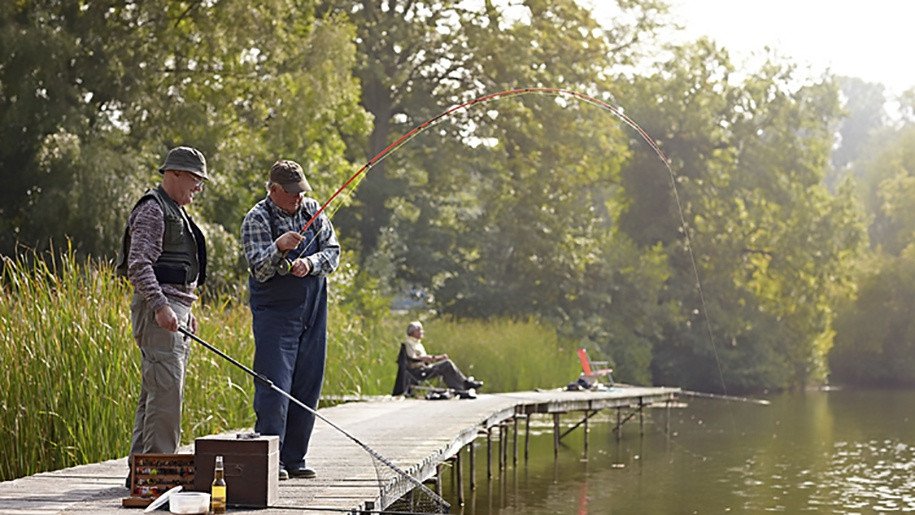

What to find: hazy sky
left=589, top=0, right=915, bottom=94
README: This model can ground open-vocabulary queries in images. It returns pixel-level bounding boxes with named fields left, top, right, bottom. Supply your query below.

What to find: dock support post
left=553, top=413, right=560, bottom=457
left=469, top=439, right=476, bottom=491
left=584, top=409, right=590, bottom=454
left=487, top=427, right=493, bottom=479
left=513, top=416, right=519, bottom=465
left=639, top=397, right=645, bottom=436
left=499, top=423, right=506, bottom=473
left=504, top=422, right=510, bottom=470
left=559, top=410, right=600, bottom=442
left=666, top=399, right=671, bottom=435
left=618, top=407, right=623, bottom=440
left=456, top=447, right=464, bottom=506
left=435, top=463, right=442, bottom=497
left=524, top=414, right=531, bottom=462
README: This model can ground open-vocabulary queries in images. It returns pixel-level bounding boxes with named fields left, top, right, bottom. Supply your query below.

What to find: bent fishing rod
left=293, top=87, right=670, bottom=242
left=177, top=326, right=450, bottom=512
left=279, top=87, right=674, bottom=274
left=280, top=86, right=728, bottom=398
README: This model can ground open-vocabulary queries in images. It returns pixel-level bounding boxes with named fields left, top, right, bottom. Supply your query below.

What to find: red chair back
left=577, top=348, right=593, bottom=375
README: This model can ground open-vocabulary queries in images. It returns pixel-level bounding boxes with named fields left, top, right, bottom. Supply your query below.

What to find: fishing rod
left=283, top=87, right=663, bottom=261
left=293, top=87, right=671, bottom=241
left=177, top=326, right=450, bottom=512
left=283, top=86, right=728, bottom=398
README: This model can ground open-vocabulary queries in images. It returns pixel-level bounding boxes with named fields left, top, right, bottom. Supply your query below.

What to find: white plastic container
left=168, top=492, right=210, bottom=514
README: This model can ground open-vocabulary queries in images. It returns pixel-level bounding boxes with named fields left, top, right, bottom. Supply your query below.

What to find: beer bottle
left=211, top=455, right=227, bottom=514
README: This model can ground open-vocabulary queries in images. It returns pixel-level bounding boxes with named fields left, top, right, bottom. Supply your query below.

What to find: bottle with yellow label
left=211, top=455, right=227, bottom=514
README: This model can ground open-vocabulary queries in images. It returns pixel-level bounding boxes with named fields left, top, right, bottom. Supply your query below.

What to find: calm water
left=440, top=389, right=915, bottom=514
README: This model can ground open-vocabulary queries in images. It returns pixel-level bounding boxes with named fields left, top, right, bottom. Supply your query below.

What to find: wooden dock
left=0, top=386, right=678, bottom=514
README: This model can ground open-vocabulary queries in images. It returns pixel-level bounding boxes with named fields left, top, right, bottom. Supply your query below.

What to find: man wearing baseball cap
left=241, top=159, right=340, bottom=480
left=116, top=146, right=209, bottom=487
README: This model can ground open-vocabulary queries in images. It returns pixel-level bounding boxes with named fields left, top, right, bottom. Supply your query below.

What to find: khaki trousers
left=128, top=294, right=191, bottom=455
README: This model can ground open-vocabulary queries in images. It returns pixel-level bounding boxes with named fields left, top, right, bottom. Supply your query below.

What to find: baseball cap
left=269, top=160, right=311, bottom=193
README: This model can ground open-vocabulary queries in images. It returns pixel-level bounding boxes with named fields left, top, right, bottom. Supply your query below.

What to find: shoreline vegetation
left=0, top=250, right=578, bottom=482
left=6, top=0, right=915, bottom=495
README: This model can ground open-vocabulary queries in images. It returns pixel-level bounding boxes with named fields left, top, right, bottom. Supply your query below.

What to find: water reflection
left=442, top=389, right=915, bottom=514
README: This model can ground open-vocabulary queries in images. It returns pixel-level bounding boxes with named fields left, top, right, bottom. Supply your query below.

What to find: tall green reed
left=1, top=249, right=576, bottom=481
left=0, top=249, right=262, bottom=481
left=1, top=248, right=139, bottom=480
left=421, top=318, right=581, bottom=392
left=0, top=249, right=398, bottom=481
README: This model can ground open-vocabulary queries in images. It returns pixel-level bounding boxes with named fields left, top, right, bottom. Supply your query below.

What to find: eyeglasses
left=177, top=171, right=205, bottom=188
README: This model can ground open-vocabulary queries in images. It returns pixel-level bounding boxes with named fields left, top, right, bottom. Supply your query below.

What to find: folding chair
left=576, top=348, right=614, bottom=388
left=392, top=344, right=432, bottom=396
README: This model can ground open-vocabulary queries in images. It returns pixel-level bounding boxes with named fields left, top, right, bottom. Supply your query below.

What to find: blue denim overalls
left=250, top=219, right=327, bottom=470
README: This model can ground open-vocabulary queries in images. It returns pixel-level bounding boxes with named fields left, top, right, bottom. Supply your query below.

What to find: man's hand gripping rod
left=276, top=223, right=321, bottom=276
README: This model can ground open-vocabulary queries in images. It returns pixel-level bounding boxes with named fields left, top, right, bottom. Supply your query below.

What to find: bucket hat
left=158, top=146, right=208, bottom=180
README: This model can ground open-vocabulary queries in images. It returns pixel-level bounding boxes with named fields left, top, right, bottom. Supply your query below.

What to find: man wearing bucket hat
left=116, top=146, right=209, bottom=487
left=241, top=159, right=340, bottom=480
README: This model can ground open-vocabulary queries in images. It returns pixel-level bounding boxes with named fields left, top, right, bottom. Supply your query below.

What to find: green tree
left=855, top=125, right=915, bottom=255
left=831, top=116, right=915, bottom=386
left=831, top=248, right=915, bottom=386
left=0, top=2, right=370, bottom=280
left=618, top=41, right=865, bottom=392
left=826, top=76, right=887, bottom=189
left=319, top=0, right=483, bottom=254
left=323, top=0, right=669, bottom=258
left=900, top=87, right=915, bottom=124
left=0, top=2, right=153, bottom=255
left=361, top=0, right=675, bottom=382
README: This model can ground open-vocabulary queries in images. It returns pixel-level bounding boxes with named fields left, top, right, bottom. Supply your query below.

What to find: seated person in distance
left=403, top=321, right=483, bottom=391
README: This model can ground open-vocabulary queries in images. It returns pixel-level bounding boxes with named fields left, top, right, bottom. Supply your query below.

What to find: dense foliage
left=830, top=123, right=915, bottom=385
left=616, top=42, right=866, bottom=391
left=3, top=1, right=915, bottom=410
left=0, top=0, right=369, bottom=290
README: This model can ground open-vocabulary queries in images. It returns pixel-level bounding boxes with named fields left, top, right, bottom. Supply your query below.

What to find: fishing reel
left=277, top=257, right=294, bottom=276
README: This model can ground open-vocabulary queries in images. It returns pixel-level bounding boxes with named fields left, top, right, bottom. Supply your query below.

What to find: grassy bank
left=0, top=251, right=577, bottom=481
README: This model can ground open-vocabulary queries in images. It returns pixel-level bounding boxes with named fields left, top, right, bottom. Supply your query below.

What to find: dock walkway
left=0, top=386, right=678, bottom=514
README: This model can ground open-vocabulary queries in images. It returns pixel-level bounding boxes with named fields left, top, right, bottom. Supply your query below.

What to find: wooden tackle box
left=121, top=453, right=195, bottom=508
left=194, top=434, right=279, bottom=508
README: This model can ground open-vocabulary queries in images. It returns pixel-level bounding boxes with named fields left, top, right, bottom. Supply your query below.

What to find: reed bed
left=1, top=250, right=140, bottom=481
left=420, top=318, right=581, bottom=392
left=0, top=251, right=575, bottom=481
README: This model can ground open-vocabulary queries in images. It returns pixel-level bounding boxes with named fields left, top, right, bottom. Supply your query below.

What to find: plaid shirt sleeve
left=303, top=200, right=340, bottom=277
left=241, top=204, right=284, bottom=283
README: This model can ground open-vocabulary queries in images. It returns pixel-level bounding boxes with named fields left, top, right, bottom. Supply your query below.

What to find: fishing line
left=178, top=327, right=450, bottom=512
left=290, top=87, right=729, bottom=396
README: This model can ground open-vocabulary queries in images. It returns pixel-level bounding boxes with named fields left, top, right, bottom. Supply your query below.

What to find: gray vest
left=116, top=186, right=207, bottom=286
